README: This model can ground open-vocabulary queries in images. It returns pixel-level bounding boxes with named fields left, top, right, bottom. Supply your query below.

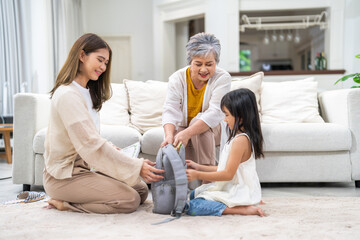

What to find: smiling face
left=223, top=106, right=235, bottom=131
left=78, top=48, right=110, bottom=82
left=189, top=54, right=216, bottom=84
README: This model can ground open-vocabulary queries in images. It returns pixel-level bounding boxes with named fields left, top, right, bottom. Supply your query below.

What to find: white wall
left=69, top=0, right=360, bottom=87
left=175, top=21, right=189, bottom=69
left=153, top=0, right=350, bottom=83
left=153, top=0, right=206, bottom=81
left=153, top=0, right=239, bottom=81
left=206, top=0, right=239, bottom=72
left=81, top=0, right=154, bottom=81
left=30, top=0, right=54, bottom=94
left=343, top=0, right=360, bottom=88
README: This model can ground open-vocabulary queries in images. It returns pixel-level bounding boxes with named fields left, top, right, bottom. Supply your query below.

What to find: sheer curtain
left=0, top=0, right=31, bottom=116
left=51, top=0, right=83, bottom=80
left=0, top=0, right=83, bottom=116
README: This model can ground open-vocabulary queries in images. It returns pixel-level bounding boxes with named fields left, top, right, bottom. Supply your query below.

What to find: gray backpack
left=151, top=144, right=188, bottom=224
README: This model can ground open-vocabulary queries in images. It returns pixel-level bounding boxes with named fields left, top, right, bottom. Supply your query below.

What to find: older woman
left=161, top=32, right=231, bottom=167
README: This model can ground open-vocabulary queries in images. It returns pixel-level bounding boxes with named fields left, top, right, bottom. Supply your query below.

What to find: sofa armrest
left=12, top=93, right=51, bottom=185
left=319, top=89, right=360, bottom=181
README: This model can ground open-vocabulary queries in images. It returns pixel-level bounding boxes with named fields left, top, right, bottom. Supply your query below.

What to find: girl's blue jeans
left=185, top=190, right=227, bottom=216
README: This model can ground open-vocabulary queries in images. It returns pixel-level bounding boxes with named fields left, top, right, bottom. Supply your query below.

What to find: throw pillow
left=261, top=77, right=324, bottom=123
left=100, top=83, right=129, bottom=125
left=124, top=79, right=168, bottom=134
left=231, top=71, right=263, bottom=113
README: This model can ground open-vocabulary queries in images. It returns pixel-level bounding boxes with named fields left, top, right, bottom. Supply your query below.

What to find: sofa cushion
left=33, top=125, right=141, bottom=154
left=231, top=71, right=263, bottom=113
left=141, top=127, right=164, bottom=156
left=100, top=125, right=141, bottom=148
left=100, top=83, right=129, bottom=125
left=33, top=128, right=48, bottom=154
left=261, top=77, right=324, bottom=123
left=124, top=79, right=168, bottom=134
left=262, top=123, right=351, bottom=152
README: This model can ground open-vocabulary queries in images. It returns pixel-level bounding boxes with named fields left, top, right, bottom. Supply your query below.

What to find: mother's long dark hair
left=220, top=88, right=264, bottom=159
left=50, top=33, right=112, bottom=111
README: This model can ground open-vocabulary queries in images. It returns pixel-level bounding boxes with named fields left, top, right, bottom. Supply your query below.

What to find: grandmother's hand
left=161, top=135, right=174, bottom=147
left=140, top=159, right=164, bottom=183
left=174, top=130, right=190, bottom=147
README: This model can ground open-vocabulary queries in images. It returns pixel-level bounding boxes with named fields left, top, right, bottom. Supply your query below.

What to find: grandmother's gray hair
left=186, top=32, right=221, bottom=65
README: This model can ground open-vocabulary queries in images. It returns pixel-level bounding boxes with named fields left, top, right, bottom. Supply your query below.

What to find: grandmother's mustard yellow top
left=186, top=67, right=207, bottom=125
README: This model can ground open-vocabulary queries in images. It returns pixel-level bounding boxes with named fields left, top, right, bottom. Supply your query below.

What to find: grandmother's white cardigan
left=162, top=66, right=231, bottom=129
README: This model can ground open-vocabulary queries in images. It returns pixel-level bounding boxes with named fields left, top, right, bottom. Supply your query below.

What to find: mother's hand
left=140, top=159, right=164, bottom=183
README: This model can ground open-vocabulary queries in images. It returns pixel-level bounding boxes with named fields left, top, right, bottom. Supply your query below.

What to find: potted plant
left=335, top=54, right=360, bottom=88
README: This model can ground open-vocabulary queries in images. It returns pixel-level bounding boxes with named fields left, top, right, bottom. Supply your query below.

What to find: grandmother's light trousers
left=177, top=118, right=221, bottom=166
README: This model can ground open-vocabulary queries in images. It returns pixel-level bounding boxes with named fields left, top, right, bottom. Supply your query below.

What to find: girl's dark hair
left=50, top=33, right=112, bottom=111
left=220, top=88, right=264, bottom=159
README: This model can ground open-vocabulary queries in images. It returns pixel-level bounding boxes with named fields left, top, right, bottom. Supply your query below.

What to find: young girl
left=185, top=88, right=266, bottom=217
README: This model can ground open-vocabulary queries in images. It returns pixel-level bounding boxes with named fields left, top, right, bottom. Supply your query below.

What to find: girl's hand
left=186, top=160, right=199, bottom=170
left=161, top=135, right=174, bottom=147
left=186, top=169, right=198, bottom=182
left=140, top=159, right=165, bottom=183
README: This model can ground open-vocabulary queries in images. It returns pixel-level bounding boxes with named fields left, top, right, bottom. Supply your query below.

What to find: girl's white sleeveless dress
left=194, top=133, right=262, bottom=207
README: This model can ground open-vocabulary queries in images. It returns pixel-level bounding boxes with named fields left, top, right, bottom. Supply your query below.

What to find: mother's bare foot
left=43, top=204, right=55, bottom=209
left=47, top=198, right=69, bottom=211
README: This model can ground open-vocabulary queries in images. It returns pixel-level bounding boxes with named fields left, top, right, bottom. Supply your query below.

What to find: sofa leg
left=23, top=184, right=31, bottom=191
left=355, top=181, right=360, bottom=188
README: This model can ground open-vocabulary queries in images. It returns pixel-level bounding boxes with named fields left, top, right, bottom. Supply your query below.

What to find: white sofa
left=12, top=75, right=360, bottom=191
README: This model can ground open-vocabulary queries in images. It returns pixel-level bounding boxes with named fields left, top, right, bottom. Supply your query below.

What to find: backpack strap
left=151, top=147, right=164, bottom=208
left=155, top=146, right=164, bottom=170
left=162, top=144, right=188, bottom=217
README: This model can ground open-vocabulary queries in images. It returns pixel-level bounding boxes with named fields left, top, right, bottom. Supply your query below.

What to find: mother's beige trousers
left=43, top=159, right=148, bottom=214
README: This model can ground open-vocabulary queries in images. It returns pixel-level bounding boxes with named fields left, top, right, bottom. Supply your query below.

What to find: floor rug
left=0, top=197, right=359, bottom=240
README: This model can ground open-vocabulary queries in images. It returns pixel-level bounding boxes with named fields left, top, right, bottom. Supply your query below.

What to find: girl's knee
left=190, top=190, right=195, bottom=200
left=185, top=198, right=226, bottom=216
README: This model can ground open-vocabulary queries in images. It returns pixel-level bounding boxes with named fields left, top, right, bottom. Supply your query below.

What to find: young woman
left=43, top=33, right=164, bottom=214
left=185, top=88, right=266, bottom=217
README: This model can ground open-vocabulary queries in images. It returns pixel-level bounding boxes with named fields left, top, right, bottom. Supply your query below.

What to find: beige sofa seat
left=262, top=123, right=351, bottom=152
left=140, top=127, right=164, bottom=157
left=136, top=123, right=352, bottom=156
left=100, top=125, right=142, bottom=147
